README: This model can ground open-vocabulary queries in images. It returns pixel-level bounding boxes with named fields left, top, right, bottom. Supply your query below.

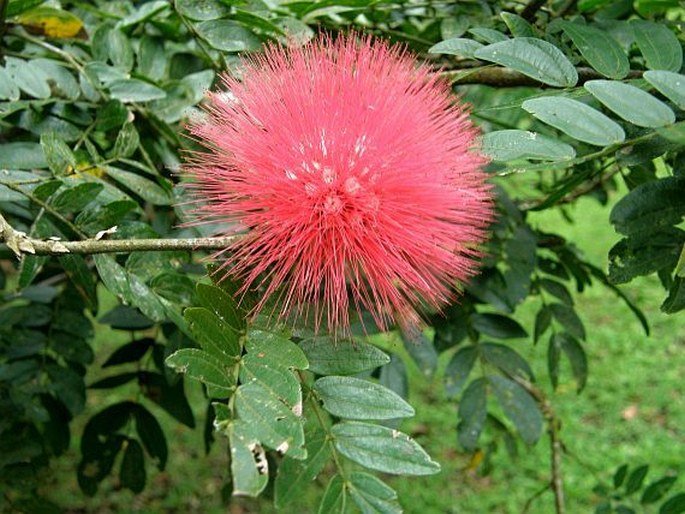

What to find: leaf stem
left=301, top=375, right=348, bottom=479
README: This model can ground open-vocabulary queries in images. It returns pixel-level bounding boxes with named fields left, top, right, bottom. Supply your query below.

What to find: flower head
left=184, top=34, right=493, bottom=334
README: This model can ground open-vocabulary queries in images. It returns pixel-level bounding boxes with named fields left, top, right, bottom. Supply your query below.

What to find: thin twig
left=0, top=211, right=237, bottom=257
left=0, top=0, right=8, bottom=38
left=512, top=377, right=566, bottom=514
left=0, top=180, right=86, bottom=238
left=520, top=0, right=548, bottom=21
left=442, top=66, right=642, bottom=87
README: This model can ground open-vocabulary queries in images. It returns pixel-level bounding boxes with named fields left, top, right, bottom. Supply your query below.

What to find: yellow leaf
left=16, top=6, right=84, bottom=38
left=465, top=448, right=484, bottom=472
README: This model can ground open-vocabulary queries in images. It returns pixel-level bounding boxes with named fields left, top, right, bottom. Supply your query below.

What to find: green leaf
left=93, top=255, right=169, bottom=323
left=482, top=130, right=575, bottom=162
left=445, top=346, right=477, bottom=397
left=560, top=21, right=629, bottom=79
left=584, top=80, right=675, bottom=128
left=332, top=421, right=440, bottom=476
left=539, top=278, right=574, bottom=305
left=184, top=307, right=240, bottom=361
left=610, top=177, right=685, bottom=235
left=379, top=353, right=408, bottom=401
left=315, top=376, right=414, bottom=420
left=116, top=0, right=167, bottom=27
left=175, top=0, right=230, bottom=20
left=0, top=66, right=20, bottom=101
left=349, top=472, right=402, bottom=514
left=660, top=493, right=685, bottom=514
left=299, top=337, right=390, bottom=375
left=457, top=377, right=487, bottom=451
left=474, top=37, right=578, bottom=87
left=165, top=348, right=235, bottom=398
left=105, top=166, right=171, bottom=205
left=75, top=199, right=137, bottom=235
left=550, top=332, right=589, bottom=392
left=501, top=12, right=536, bottom=37
left=109, top=79, right=167, bottom=103
left=111, top=122, right=139, bottom=159
left=181, top=69, right=215, bottom=103
left=49, top=182, right=103, bottom=214
left=548, top=333, right=562, bottom=390
left=142, top=372, right=195, bottom=428
left=489, top=375, right=542, bottom=445
left=240, top=352, right=301, bottom=410
left=40, top=132, right=76, bottom=176
left=480, top=342, right=534, bottom=380
left=472, top=313, right=528, bottom=339
left=615, top=464, right=629, bottom=487
left=235, top=382, right=306, bottom=458
left=196, top=283, right=244, bottom=330
left=608, top=230, right=684, bottom=284
left=319, top=475, right=348, bottom=514
left=59, top=254, right=98, bottom=312
left=276, top=17, right=314, bottom=44
left=6, top=0, right=45, bottom=18
left=625, top=465, right=650, bottom=495
left=275, top=428, right=331, bottom=508
left=644, top=71, right=685, bottom=110
left=561, top=333, right=588, bottom=392
left=401, top=327, right=438, bottom=377
left=93, top=25, right=134, bottom=71
left=245, top=329, right=308, bottom=370
left=662, top=276, right=685, bottom=314
left=549, top=303, right=586, bottom=340
left=641, top=476, right=677, bottom=504
left=503, top=225, right=537, bottom=308
left=631, top=20, right=683, bottom=72
left=138, top=36, right=167, bottom=81
left=522, top=96, right=625, bottom=146
left=5, top=57, right=51, bottom=98
left=428, top=38, right=484, bottom=58
left=133, top=405, right=168, bottom=470
left=119, top=439, right=146, bottom=493
left=103, top=338, right=154, bottom=367
left=196, top=20, right=261, bottom=52
left=0, top=142, right=48, bottom=169
left=468, top=27, right=509, bottom=43
left=89, top=372, right=138, bottom=389
left=96, top=100, right=130, bottom=131
left=34, top=58, right=80, bottom=99
left=227, top=421, right=269, bottom=497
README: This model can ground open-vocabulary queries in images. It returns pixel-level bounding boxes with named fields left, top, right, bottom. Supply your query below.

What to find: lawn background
left=44, top=194, right=685, bottom=514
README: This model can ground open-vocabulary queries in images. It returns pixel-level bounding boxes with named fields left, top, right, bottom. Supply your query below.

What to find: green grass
left=43, top=196, right=685, bottom=514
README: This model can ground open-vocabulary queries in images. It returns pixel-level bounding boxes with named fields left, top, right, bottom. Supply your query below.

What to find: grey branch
left=442, top=66, right=643, bottom=87
left=0, top=212, right=237, bottom=257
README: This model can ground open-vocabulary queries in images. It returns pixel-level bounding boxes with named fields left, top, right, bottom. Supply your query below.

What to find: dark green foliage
left=594, top=464, right=684, bottom=514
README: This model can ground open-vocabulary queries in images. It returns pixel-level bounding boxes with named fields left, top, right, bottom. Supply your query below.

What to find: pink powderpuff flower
left=183, top=33, right=494, bottom=335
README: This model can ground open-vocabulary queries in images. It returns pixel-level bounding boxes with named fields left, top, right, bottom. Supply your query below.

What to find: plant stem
left=512, top=377, right=566, bottom=514
left=0, top=181, right=86, bottom=238
left=0, top=0, right=8, bottom=38
left=520, top=0, right=548, bottom=21
left=442, top=66, right=642, bottom=87
left=0, top=211, right=238, bottom=257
